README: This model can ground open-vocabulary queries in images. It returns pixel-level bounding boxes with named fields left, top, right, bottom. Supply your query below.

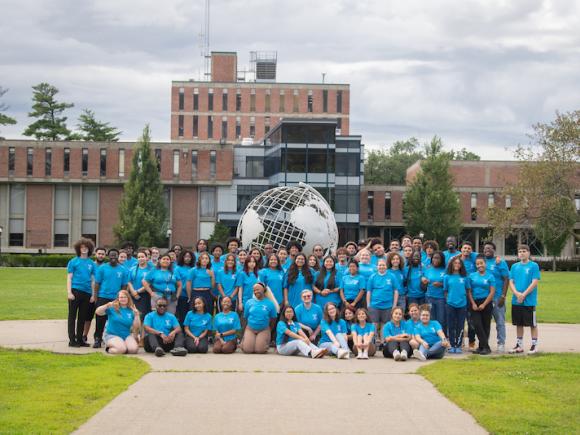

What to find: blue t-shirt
left=236, top=271, right=260, bottom=305
left=124, top=257, right=138, bottom=270
left=341, top=274, right=366, bottom=301
left=335, top=262, right=349, bottom=278
left=244, top=298, right=277, bottom=330
left=415, top=320, right=443, bottom=346
left=213, top=311, right=241, bottom=342
left=382, top=321, right=409, bottom=338
left=295, top=303, right=323, bottom=330
left=105, top=306, right=135, bottom=340
left=189, top=267, right=212, bottom=289
left=259, top=268, right=285, bottom=304
left=144, top=311, right=180, bottom=335
left=370, top=254, right=387, bottom=266
left=275, top=320, right=302, bottom=346
left=129, top=264, right=154, bottom=293
left=174, top=265, right=192, bottom=299
left=366, top=271, right=398, bottom=309
left=469, top=271, right=496, bottom=300
left=405, top=319, right=421, bottom=335
left=183, top=311, right=213, bottom=336
left=146, top=268, right=178, bottom=295
left=217, top=269, right=238, bottom=299
left=358, top=263, right=377, bottom=282
left=352, top=322, right=375, bottom=336
left=510, top=261, right=541, bottom=306
left=404, top=266, right=424, bottom=298
left=485, top=257, right=509, bottom=300
left=423, top=266, right=446, bottom=299
left=314, top=271, right=342, bottom=308
left=283, top=269, right=314, bottom=308
left=389, top=269, right=406, bottom=296
left=67, top=257, right=96, bottom=294
left=444, top=274, right=469, bottom=308
left=442, top=250, right=459, bottom=266
left=95, top=264, right=128, bottom=299
left=460, top=253, right=479, bottom=274
left=319, top=319, right=348, bottom=344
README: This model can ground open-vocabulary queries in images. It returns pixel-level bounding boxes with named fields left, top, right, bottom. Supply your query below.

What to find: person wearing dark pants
left=183, top=297, right=212, bottom=354
left=213, top=297, right=241, bottom=354
left=443, top=256, right=470, bottom=354
left=66, top=238, right=96, bottom=347
left=92, top=249, right=128, bottom=348
left=382, top=306, right=411, bottom=361
left=467, top=256, right=496, bottom=355
left=143, top=297, right=187, bottom=357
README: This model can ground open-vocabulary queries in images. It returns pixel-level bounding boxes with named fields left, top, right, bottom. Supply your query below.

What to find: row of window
left=178, top=87, right=344, bottom=114
left=177, top=115, right=267, bottom=139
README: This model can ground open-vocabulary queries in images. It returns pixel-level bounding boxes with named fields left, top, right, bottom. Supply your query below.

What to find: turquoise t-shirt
left=217, top=269, right=238, bottom=299
left=67, top=257, right=95, bottom=294
left=144, top=311, right=180, bottom=335
left=295, top=303, right=323, bottom=330
left=236, top=271, right=260, bottom=305
left=382, top=321, right=409, bottom=339
left=352, top=322, right=375, bottom=336
left=414, top=320, right=443, bottom=346
left=183, top=312, right=213, bottom=336
left=283, top=269, right=314, bottom=308
left=510, top=261, right=541, bottom=306
left=319, top=319, right=348, bottom=344
left=485, top=257, right=509, bottom=301
left=469, top=271, right=496, bottom=300
left=341, top=273, right=366, bottom=301
left=258, top=268, right=285, bottom=304
left=244, top=298, right=277, bottom=330
left=276, top=320, right=302, bottom=346
left=213, top=311, right=241, bottom=342
left=314, top=271, right=342, bottom=308
left=95, top=264, right=128, bottom=299
left=366, top=271, right=398, bottom=309
left=444, top=274, right=469, bottom=308
left=105, top=306, right=135, bottom=340
left=188, top=266, right=212, bottom=289
left=423, top=266, right=446, bottom=299
left=146, top=268, right=178, bottom=295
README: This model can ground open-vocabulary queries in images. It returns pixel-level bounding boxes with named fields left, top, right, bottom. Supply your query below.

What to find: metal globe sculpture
left=236, top=182, right=339, bottom=254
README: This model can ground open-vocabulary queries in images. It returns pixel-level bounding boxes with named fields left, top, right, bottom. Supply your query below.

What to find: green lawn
left=419, top=354, right=580, bottom=434
left=0, top=348, right=149, bottom=433
left=0, top=268, right=578, bottom=323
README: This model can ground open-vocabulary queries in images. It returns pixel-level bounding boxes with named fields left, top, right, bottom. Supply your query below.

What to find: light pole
left=166, top=228, right=172, bottom=248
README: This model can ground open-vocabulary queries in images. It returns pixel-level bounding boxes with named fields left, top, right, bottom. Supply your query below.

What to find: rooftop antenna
left=322, top=72, right=326, bottom=83
left=198, top=0, right=211, bottom=80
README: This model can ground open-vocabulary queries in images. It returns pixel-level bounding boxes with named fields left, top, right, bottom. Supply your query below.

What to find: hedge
left=0, top=254, right=75, bottom=267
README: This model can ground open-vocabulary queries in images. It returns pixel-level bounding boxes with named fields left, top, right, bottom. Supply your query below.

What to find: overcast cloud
left=1, top=0, right=579, bottom=159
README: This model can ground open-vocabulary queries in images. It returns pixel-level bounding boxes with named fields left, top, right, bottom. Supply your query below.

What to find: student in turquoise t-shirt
left=352, top=308, right=376, bottom=359
left=382, top=306, right=411, bottom=361
left=422, top=251, right=447, bottom=331
left=412, top=306, right=449, bottom=361
left=318, top=302, right=350, bottom=359
left=143, top=297, right=187, bottom=357
left=276, top=305, right=327, bottom=358
left=95, top=289, right=140, bottom=354
left=241, top=283, right=277, bottom=354
left=295, top=290, right=323, bottom=341
left=444, top=256, right=469, bottom=353
left=217, top=254, right=239, bottom=311
left=258, top=254, right=285, bottom=306
left=313, top=256, right=342, bottom=308
left=340, top=261, right=366, bottom=310
left=183, top=297, right=212, bottom=354
left=508, top=245, right=541, bottom=355
left=467, top=255, right=496, bottom=355
left=283, top=254, right=314, bottom=308
left=212, top=296, right=241, bottom=354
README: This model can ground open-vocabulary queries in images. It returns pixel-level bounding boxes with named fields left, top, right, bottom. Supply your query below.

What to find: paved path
left=2, top=320, right=580, bottom=434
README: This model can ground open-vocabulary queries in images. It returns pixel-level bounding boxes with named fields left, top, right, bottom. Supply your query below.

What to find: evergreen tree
left=403, top=137, right=462, bottom=246
left=114, top=125, right=168, bottom=247
left=23, top=83, right=74, bottom=140
left=0, top=86, right=17, bottom=134
left=77, top=109, right=121, bottom=141
left=208, top=221, right=231, bottom=245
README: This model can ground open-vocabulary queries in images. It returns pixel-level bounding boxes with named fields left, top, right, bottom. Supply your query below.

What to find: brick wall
left=26, top=184, right=53, bottom=248
left=98, top=186, right=123, bottom=247
left=171, top=186, right=198, bottom=247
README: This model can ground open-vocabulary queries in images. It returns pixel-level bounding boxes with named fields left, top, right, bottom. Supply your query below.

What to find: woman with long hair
left=213, top=296, right=241, bottom=354
left=313, top=256, right=341, bottom=308
left=318, top=302, right=350, bottom=359
left=183, top=297, right=212, bottom=354
left=95, top=289, right=140, bottom=354
left=283, top=253, right=314, bottom=308
left=186, top=252, right=215, bottom=315
left=235, top=256, right=260, bottom=312
left=144, top=253, right=181, bottom=315
left=276, top=305, right=327, bottom=358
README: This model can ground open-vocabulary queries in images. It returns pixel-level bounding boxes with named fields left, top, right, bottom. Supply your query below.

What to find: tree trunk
left=552, top=256, right=557, bottom=272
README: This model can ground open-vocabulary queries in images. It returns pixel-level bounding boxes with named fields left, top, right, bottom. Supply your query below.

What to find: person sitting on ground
left=352, top=308, right=376, bottom=359
left=95, top=289, right=140, bottom=354
left=213, top=296, right=241, bottom=354
left=276, top=305, right=327, bottom=358
left=183, top=297, right=212, bottom=354
left=342, top=305, right=356, bottom=352
left=413, top=305, right=450, bottom=361
left=318, top=302, right=351, bottom=359
left=295, top=289, right=323, bottom=342
left=382, top=306, right=411, bottom=361
left=241, top=283, right=277, bottom=354
left=143, top=297, right=187, bottom=357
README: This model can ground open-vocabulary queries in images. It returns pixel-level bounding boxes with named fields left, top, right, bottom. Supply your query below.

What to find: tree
left=208, top=221, right=231, bottom=245
left=23, top=82, right=74, bottom=140
left=114, top=125, right=168, bottom=247
left=403, top=136, right=462, bottom=246
left=0, top=86, right=17, bottom=135
left=452, top=147, right=481, bottom=161
left=487, top=111, right=579, bottom=269
left=76, top=109, right=121, bottom=141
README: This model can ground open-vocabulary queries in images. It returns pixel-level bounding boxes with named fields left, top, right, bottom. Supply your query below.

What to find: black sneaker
left=471, top=348, right=481, bottom=354
left=82, top=335, right=88, bottom=343
left=68, top=341, right=81, bottom=348
left=479, top=348, right=492, bottom=355
left=155, top=346, right=165, bottom=357
left=170, top=347, right=187, bottom=357
left=92, top=339, right=102, bottom=349
left=78, top=341, right=90, bottom=347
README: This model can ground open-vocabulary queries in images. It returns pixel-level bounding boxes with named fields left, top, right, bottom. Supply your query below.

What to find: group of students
left=66, top=233, right=541, bottom=359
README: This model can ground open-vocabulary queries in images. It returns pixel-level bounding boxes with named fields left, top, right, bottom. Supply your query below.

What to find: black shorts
left=511, top=305, right=537, bottom=327
left=85, top=300, right=96, bottom=322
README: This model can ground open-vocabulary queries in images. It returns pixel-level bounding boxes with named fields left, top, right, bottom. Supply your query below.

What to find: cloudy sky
left=1, top=0, right=579, bottom=159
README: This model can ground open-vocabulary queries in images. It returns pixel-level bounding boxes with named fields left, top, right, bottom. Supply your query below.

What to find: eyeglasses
left=314, top=248, right=323, bottom=251
left=303, top=295, right=312, bottom=298
left=157, top=304, right=167, bottom=308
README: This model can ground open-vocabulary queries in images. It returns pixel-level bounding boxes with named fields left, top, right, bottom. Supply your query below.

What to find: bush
left=506, top=257, right=580, bottom=272
left=0, top=254, right=75, bottom=267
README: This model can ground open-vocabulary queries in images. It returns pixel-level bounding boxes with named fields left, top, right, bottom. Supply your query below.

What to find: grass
left=419, top=354, right=580, bottom=434
left=0, top=268, right=578, bottom=323
left=0, top=348, right=149, bottom=433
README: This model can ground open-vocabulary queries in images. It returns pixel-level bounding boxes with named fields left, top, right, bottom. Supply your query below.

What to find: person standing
left=483, top=242, right=510, bottom=353
left=127, top=249, right=154, bottom=321
left=467, top=256, right=496, bottom=355
left=144, top=254, right=181, bottom=314
left=444, top=257, right=469, bottom=354
left=422, top=251, right=447, bottom=331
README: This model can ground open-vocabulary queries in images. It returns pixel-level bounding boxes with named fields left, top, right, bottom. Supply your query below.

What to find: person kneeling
left=183, top=297, right=212, bottom=354
left=213, top=296, right=241, bottom=354
left=276, top=306, right=327, bottom=358
left=143, top=297, right=187, bottom=357
left=241, top=283, right=277, bottom=354
left=95, top=289, right=140, bottom=354
left=382, top=306, right=411, bottom=361
left=413, top=305, right=450, bottom=361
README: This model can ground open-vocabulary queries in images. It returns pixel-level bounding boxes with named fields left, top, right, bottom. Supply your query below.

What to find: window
left=100, top=149, right=107, bottom=176
left=178, top=114, right=184, bottom=137
left=337, top=117, right=342, bottom=132
left=249, top=116, right=255, bottom=138
left=307, top=149, right=330, bottom=173
left=335, top=152, right=360, bottom=176
left=505, top=233, right=518, bottom=256
left=575, top=194, right=580, bottom=215
left=155, top=149, right=161, bottom=172
left=322, top=90, right=328, bottom=112
left=173, top=150, right=180, bottom=176
left=335, top=186, right=359, bottom=214
left=178, top=87, right=184, bottom=110
left=237, top=185, right=268, bottom=211
left=207, top=116, right=213, bottom=138
left=81, top=148, right=88, bottom=176
left=235, top=117, right=241, bottom=138
left=119, top=149, right=125, bottom=177
left=200, top=187, right=216, bottom=218
left=64, top=148, right=70, bottom=174
left=8, top=147, right=15, bottom=173
left=488, top=193, right=495, bottom=207
left=54, top=185, right=70, bottom=247
left=337, top=90, right=343, bottom=113
left=193, top=115, right=199, bottom=138
left=293, top=89, right=299, bottom=112
left=208, top=88, right=214, bottom=111
left=279, top=90, right=285, bottom=112
left=265, top=117, right=271, bottom=135
left=505, top=194, right=512, bottom=210
left=193, top=88, right=199, bottom=111
left=367, top=192, right=374, bottom=220
left=385, top=192, right=391, bottom=219
left=471, top=193, right=478, bottom=221
left=250, top=89, right=256, bottom=112
left=26, top=148, right=33, bottom=176
left=236, top=90, right=242, bottom=111
left=191, top=150, right=198, bottom=179
left=9, top=184, right=25, bottom=246
left=81, top=186, right=98, bottom=243
left=222, top=89, right=228, bottom=111
left=221, top=116, right=228, bottom=139
left=307, top=90, right=313, bottom=113
left=265, top=89, right=271, bottom=112
left=246, top=157, right=264, bottom=178
left=210, top=150, right=216, bottom=178
left=45, top=148, right=52, bottom=176
left=282, top=149, right=306, bottom=172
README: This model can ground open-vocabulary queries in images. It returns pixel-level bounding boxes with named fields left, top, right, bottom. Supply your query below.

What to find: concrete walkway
left=2, top=320, right=580, bottom=434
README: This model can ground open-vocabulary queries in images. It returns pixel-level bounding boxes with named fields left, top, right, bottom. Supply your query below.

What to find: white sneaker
left=337, top=349, right=348, bottom=359
left=311, top=348, right=327, bottom=359
left=528, top=344, right=539, bottom=355
left=497, top=344, right=505, bottom=353
left=413, top=349, right=427, bottom=361
left=393, top=349, right=401, bottom=361
left=356, top=351, right=363, bottom=359
left=362, top=349, right=369, bottom=359
left=400, top=349, right=408, bottom=361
